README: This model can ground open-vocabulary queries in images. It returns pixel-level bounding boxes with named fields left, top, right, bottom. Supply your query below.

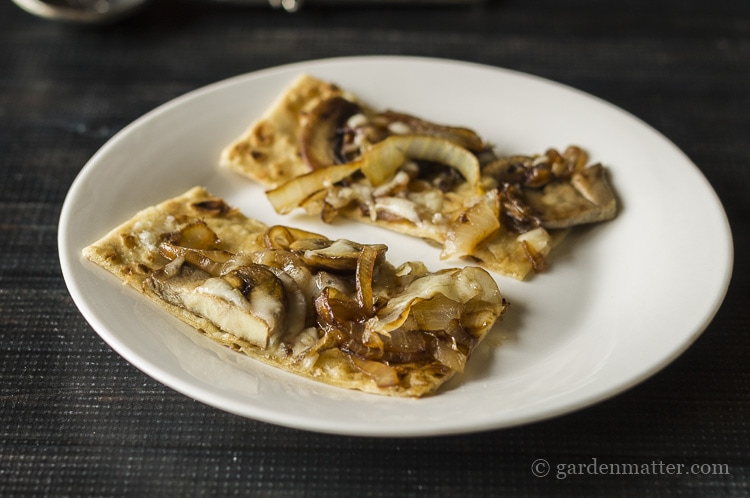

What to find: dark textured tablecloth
left=2, top=0, right=748, bottom=495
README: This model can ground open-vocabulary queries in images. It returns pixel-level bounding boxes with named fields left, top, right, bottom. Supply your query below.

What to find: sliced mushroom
left=524, top=164, right=617, bottom=228
left=300, top=96, right=362, bottom=170
left=145, top=262, right=285, bottom=349
left=261, top=265, right=311, bottom=338
left=482, top=146, right=617, bottom=231
left=221, top=264, right=287, bottom=343
left=481, top=155, right=534, bottom=186
left=570, top=163, right=617, bottom=219
left=249, top=249, right=317, bottom=301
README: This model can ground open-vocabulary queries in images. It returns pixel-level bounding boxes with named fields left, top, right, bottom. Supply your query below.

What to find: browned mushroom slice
left=145, top=262, right=286, bottom=349
left=300, top=96, right=362, bottom=170
left=570, top=164, right=618, bottom=218
left=524, top=164, right=617, bottom=229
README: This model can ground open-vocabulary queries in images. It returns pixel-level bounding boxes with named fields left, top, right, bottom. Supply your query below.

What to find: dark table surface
left=2, top=0, right=748, bottom=495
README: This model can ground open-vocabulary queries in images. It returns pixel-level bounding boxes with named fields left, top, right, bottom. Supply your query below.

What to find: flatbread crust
left=83, top=187, right=506, bottom=397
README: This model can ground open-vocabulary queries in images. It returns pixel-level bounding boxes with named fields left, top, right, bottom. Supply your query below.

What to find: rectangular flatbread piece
left=220, top=74, right=617, bottom=280
left=83, top=186, right=508, bottom=397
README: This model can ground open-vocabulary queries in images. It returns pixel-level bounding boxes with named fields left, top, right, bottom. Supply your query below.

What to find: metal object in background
left=10, top=0, right=150, bottom=23
left=11, top=0, right=486, bottom=23
left=268, top=0, right=303, bottom=12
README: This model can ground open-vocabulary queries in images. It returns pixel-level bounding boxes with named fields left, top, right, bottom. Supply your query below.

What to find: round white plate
left=59, top=56, right=733, bottom=437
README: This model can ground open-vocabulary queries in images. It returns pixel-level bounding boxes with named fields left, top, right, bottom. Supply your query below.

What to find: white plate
left=59, top=56, right=733, bottom=437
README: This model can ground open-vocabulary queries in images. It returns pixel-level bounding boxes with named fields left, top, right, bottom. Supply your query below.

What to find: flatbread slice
left=220, top=74, right=617, bottom=280
left=83, top=187, right=507, bottom=397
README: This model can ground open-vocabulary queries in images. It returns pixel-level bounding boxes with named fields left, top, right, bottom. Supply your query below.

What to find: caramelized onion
left=152, top=216, right=506, bottom=380
left=443, top=317, right=478, bottom=351
left=500, top=183, right=542, bottom=233
left=168, top=220, right=221, bottom=249
left=292, top=238, right=381, bottom=272
left=159, top=241, right=232, bottom=277
left=355, top=244, right=385, bottom=317
left=314, top=287, right=379, bottom=358
left=430, top=335, right=467, bottom=373
left=376, top=111, right=486, bottom=152
left=461, top=298, right=506, bottom=336
left=367, top=266, right=503, bottom=361
left=358, top=135, right=480, bottom=188
left=381, top=328, right=428, bottom=354
left=263, top=225, right=325, bottom=251
left=516, top=227, right=551, bottom=273
left=348, top=356, right=399, bottom=387
left=521, top=240, right=547, bottom=273
left=315, top=287, right=366, bottom=333
left=314, top=286, right=430, bottom=364
left=266, top=163, right=361, bottom=214
left=410, top=293, right=462, bottom=331
left=441, top=191, right=500, bottom=261
left=368, top=268, right=478, bottom=334
left=263, top=225, right=296, bottom=250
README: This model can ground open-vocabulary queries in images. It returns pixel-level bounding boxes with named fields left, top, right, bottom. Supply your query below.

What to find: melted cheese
left=180, top=278, right=271, bottom=348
